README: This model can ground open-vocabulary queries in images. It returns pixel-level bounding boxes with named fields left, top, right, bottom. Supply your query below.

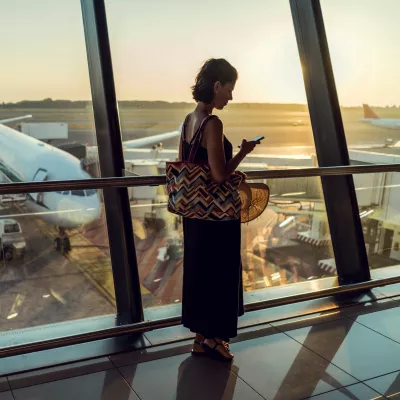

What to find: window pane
left=324, top=171, right=400, bottom=277
left=105, top=0, right=337, bottom=317
left=0, top=188, right=115, bottom=335
left=243, top=177, right=335, bottom=290
left=0, top=2, right=116, bottom=342
left=129, top=178, right=335, bottom=319
left=321, top=0, right=400, bottom=154
left=105, top=0, right=317, bottom=156
left=354, top=172, right=400, bottom=272
left=0, top=0, right=101, bottom=182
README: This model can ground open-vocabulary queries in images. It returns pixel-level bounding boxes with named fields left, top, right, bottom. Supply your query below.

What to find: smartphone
left=248, top=135, right=265, bottom=142
left=237, top=136, right=264, bottom=148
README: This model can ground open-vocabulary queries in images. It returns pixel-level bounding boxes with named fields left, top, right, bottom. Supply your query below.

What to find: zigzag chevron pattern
left=166, top=161, right=244, bottom=221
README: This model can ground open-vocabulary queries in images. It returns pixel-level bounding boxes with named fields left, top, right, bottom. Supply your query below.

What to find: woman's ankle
left=195, top=333, right=205, bottom=343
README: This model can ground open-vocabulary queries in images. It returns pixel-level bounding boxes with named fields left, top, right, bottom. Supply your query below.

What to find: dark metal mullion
left=80, top=0, right=143, bottom=323
left=290, top=0, right=370, bottom=283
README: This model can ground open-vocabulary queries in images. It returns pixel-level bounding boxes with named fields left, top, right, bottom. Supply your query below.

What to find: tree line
left=1, top=98, right=396, bottom=111
left=0, top=98, right=309, bottom=111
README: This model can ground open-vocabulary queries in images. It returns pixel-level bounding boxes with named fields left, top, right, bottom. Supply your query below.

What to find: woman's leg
left=192, top=333, right=205, bottom=353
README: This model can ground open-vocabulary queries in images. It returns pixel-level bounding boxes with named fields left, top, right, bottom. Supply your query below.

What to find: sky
left=0, top=0, right=399, bottom=106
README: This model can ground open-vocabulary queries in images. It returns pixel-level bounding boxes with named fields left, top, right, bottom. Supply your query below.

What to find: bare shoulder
left=184, top=112, right=194, bottom=125
left=204, top=116, right=223, bottom=141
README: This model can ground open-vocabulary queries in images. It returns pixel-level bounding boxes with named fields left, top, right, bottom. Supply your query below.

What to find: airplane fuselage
left=361, top=118, right=400, bottom=129
left=0, top=116, right=182, bottom=231
left=0, top=124, right=101, bottom=229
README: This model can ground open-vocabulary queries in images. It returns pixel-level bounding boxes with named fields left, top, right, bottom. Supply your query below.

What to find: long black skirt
left=181, top=217, right=244, bottom=340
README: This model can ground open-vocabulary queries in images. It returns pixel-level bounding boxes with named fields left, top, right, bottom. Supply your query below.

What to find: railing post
left=80, top=0, right=143, bottom=323
left=290, top=0, right=370, bottom=283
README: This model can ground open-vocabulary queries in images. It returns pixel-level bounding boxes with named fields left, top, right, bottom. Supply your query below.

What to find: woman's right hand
left=239, top=139, right=260, bottom=156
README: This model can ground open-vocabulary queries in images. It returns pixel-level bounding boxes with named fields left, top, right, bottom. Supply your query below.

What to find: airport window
left=0, top=2, right=115, bottom=334
left=105, top=0, right=336, bottom=317
left=2, top=0, right=398, bottom=354
left=0, top=188, right=115, bottom=332
left=320, top=0, right=400, bottom=278
left=321, top=0, right=400, bottom=160
left=353, top=171, right=400, bottom=272
left=0, top=1, right=102, bottom=181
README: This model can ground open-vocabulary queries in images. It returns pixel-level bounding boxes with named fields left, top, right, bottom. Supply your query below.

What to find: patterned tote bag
left=166, top=115, right=245, bottom=221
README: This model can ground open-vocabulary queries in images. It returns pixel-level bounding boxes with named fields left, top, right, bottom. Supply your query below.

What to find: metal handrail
left=0, top=163, right=399, bottom=195
left=0, top=163, right=399, bottom=358
left=2, top=273, right=400, bottom=358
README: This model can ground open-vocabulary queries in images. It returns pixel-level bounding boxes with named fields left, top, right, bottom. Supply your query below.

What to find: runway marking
left=50, top=288, right=67, bottom=305
left=7, top=293, right=25, bottom=320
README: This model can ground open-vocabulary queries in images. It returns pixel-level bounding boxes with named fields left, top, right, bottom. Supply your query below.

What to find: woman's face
left=213, top=81, right=235, bottom=110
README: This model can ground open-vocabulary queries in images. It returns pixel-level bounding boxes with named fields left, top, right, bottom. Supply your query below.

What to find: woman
left=179, top=58, right=260, bottom=361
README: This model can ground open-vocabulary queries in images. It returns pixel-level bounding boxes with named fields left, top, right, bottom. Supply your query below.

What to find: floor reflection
left=273, top=319, right=356, bottom=399
left=176, top=356, right=237, bottom=400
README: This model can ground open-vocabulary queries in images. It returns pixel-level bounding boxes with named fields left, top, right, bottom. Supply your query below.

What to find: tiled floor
left=3, top=297, right=400, bottom=399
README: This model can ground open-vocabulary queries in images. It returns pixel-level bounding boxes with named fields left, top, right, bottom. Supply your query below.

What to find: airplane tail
left=363, top=104, right=379, bottom=119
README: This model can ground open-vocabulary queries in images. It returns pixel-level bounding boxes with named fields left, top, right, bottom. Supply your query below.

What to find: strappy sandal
left=223, top=341, right=230, bottom=352
left=191, top=340, right=207, bottom=357
left=201, top=340, right=234, bottom=362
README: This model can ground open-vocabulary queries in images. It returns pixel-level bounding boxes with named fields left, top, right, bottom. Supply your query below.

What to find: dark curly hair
left=191, top=58, right=238, bottom=104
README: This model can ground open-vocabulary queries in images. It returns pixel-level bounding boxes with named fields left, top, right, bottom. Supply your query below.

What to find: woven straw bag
left=166, top=115, right=245, bottom=221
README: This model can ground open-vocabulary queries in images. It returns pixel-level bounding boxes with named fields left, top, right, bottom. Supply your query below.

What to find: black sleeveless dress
left=181, top=119, right=244, bottom=341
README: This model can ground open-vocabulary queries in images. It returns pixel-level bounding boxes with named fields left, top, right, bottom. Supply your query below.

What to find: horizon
left=1, top=98, right=398, bottom=109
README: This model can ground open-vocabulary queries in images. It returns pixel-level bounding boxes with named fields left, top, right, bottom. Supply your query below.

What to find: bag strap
left=180, top=114, right=191, bottom=143
left=188, top=115, right=217, bottom=163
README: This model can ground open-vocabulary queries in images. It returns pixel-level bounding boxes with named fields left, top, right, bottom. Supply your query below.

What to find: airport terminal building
left=1, top=0, right=400, bottom=399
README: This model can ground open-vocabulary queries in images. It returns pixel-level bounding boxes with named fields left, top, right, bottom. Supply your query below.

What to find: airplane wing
left=0, top=115, right=32, bottom=124
left=1, top=114, right=181, bottom=149
left=122, top=124, right=182, bottom=149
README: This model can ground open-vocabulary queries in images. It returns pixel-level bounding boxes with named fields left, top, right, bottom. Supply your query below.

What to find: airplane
left=0, top=115, right=180, bottom=252
left=360, top=104, right=400, bottom=129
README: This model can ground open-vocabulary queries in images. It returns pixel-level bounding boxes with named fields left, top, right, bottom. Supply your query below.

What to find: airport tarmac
left=0, top=202, right=116, bottom=331
left=5, top=106, right=400, bottom=151
left=63, top=119, right=400, bottom=151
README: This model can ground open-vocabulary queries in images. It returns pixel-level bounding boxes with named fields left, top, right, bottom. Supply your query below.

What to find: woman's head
left=192, top=58, right=238, bottom=110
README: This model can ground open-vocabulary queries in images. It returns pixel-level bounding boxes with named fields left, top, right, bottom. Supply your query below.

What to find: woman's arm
left=205, top=118, right=258, bottom=184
